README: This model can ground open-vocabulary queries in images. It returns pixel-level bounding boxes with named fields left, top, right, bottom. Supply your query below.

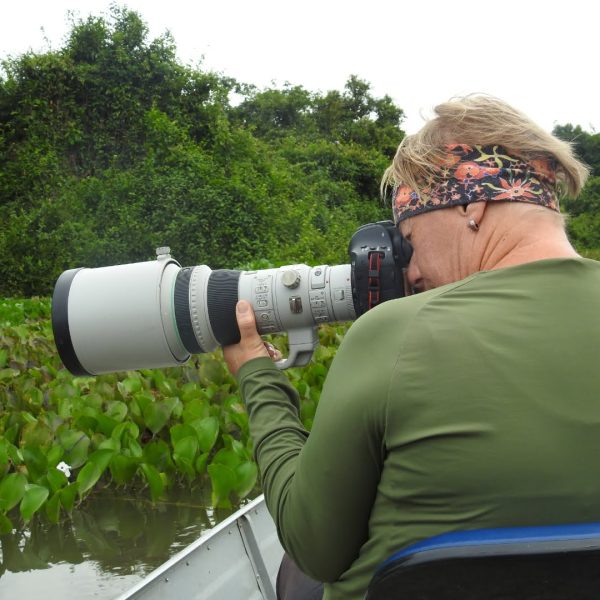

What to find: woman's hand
left=223, top=300, right=282, bottom=376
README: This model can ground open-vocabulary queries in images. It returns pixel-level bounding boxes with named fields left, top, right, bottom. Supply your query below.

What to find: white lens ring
left=189, top=265, right=219, bottom=353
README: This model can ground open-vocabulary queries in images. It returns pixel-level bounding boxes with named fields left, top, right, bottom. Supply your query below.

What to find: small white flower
left=56, top=461, right=72, bottom=478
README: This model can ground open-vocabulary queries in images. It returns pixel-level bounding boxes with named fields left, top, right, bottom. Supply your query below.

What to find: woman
left=224, top=96, right=599, bottom=600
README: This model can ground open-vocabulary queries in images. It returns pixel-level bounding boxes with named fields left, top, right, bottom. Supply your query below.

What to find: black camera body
left=350, top=220, right=413, bottom=317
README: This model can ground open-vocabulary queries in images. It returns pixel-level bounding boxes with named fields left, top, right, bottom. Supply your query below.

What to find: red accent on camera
left=368, top=252, right=383, bottom=310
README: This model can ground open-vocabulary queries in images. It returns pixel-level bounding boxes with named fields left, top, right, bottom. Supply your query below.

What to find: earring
left=468, top=219, right=479, bottom=231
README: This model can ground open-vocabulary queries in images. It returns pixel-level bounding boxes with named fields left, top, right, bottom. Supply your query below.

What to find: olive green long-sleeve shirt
left=236, top=258, right=600, bottom=600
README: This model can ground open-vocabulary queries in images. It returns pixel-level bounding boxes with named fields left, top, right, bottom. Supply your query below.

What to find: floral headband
left=392, top=144, right=559, bottom=225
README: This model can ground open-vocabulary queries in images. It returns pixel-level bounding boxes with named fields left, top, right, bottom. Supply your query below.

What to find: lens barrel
left=206, top=270, right=241, bottom=346
left=52, top=258, right=189, bottom=375
left=174, top=267, right=204, bottom=354
left=52, top=221, right=406, bottom=376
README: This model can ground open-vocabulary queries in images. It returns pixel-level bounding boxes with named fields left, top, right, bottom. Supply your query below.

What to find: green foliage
left=2, top=7, right=599, bottom=298
left=553, top=124, right=600, bottom=252
left=0, top=297, right=347, bottom=528
left=562, top=177, right=600, bottom=250
left=0, top=7, right=400, bottom=297
left=553, top=124, right=600, bottom=176
left=233, top=75, right=403, bottom=156
left=562, top=176, right=600, bottom=217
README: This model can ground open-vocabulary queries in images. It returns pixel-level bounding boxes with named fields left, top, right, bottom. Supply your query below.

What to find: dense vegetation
left=1, top=7, right=599, bottom=532
left=0, top=296, right=344, bottom=530
left=552, top=124, right=600, bottom=252
left=0, top=7, right=403, bottom=297
left=1, top=9, right=599, bottom=296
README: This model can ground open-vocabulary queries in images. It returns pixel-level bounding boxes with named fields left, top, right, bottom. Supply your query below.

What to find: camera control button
left=289, top=297, right=303, bottom=314
left=282, top=270, right=301, bottom=289
left=310, top=266, right=326, bottom=289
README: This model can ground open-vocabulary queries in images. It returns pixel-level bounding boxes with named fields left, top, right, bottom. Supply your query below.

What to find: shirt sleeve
left=236, top=309, right=397, bottom=582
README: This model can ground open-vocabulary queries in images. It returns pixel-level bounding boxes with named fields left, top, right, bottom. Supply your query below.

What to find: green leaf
left=208, top=463, right=236, bottom=508
left=228, top=437, right=249, bottom=461
left=88, top=448, right=115, bottom=473
left=4, top=425, right=20, bottom=446
left=0, top=472, right=27, bottom=511
left=22, top=446, right=48, bottom=480
left=46, top=468, right=68, bottom=494
left=117, top=377, right=142, bottom=397
left=173, top=436, right=198, bottom=464
left=143, top=400, right=174, bottom=434
left=200, top=358, right=227, bottom=386
left=21, top=420, right=53, bottom=449
left=170, top=423, right=197, bottom=445
left=124, top=436, right=143, bottom=458
left=227, top=410, right=249, bottom=435
left=58, top=429, right=90, bottom=469
left=142, top=440, right=173, bottom=470
left=60, top=482, right=79, bottom=512
left=47, top=445, right=65, bottom=467
left=132, top=391, right=154, bottom=417
left=0, top=446, right=9, bottom=477
left=235, top=461, right=258, bottom=498
left=211, top=448, right=241, bottom=470
left=173, top=455, right=195, bottom=480
left=0, top=349, right=8, bottom=368
left=170, top=397, right=184, bottom=420
left=25, top=388, right=44, bottom=406
left=0, top=512, right=13, bottom=534
left=156, top=377, right=175, bottom=396
left=98, top=437, right=120, bottom=451
left=111, top=421, right=139, bottom=441
left=195, top=452, right=209, bottom=475
left=7, top=443, right=23, bottom=465
left=45, top=492, right=61, bottom=524
left=76, top=462, right=103, bottom=496
left=95, top=414, right=118, bottom=437
left=140, top=463, right=164, bottom=500
left=109, top=454, right=139, bottom=485
left=106, top=401, right=128, bottom=422
left=182, top=397, right=210, bottom=421
left=190, top=417, right=219, bottom=453
left=20, top=411, right=36, bottom=425
left=0, top=368, right=19, bottom=381
left=20, top=484, right=49, bottom=522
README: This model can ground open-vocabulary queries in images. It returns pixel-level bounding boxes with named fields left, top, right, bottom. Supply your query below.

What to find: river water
left=0, top=487, right=242, bottom=599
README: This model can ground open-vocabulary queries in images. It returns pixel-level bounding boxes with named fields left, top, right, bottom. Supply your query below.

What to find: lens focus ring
left=174, top=267, right=204, bottom=353
left=207, top=270, right=241, bottom=346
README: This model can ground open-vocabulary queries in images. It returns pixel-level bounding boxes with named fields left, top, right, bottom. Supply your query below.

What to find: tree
left=553, top=124, right=600, bottom=177
left=0, top=8, right=404, bottom=296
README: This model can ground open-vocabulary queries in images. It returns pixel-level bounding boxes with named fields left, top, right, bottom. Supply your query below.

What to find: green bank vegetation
left=1, top=7, right=597, bottom=297
left=0, top=296, right=345, bottom=530
left=0, top=6, right=401, bottom=297
left=0, top=7, right=599, bottom=531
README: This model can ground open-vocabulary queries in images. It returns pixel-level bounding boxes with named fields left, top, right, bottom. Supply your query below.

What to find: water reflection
left=0, top=487, right=239, bottom=598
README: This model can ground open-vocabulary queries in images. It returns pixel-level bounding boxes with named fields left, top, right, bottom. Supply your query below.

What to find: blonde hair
left=382, top=95, right=589, bottom=199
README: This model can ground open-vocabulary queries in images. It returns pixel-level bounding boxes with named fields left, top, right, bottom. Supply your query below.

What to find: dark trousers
left=276, top=553, right=324, bottom=600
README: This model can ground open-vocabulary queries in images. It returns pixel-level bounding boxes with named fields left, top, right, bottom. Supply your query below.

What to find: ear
left=456, top=202, right=487, bottom=226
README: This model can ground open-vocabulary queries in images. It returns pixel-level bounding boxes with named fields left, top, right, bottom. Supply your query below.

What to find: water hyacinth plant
left=0, top=298, right=345, bottom=532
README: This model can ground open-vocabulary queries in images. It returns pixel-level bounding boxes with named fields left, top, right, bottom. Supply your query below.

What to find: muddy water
left=0, top=488, right=242, bottom=599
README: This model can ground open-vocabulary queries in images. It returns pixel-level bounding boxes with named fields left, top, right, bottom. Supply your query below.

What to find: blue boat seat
left=366, top=523, right=600, bottom=599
